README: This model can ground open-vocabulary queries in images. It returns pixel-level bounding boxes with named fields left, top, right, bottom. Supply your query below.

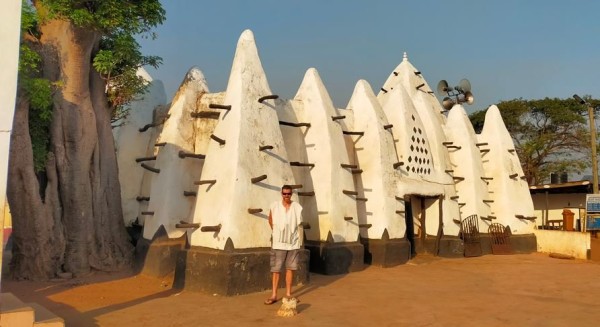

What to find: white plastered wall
left=113, top=68, right=166, bottom=226
left=377, top=55, right=460, bottom=236
left=445, top=105, right=492, bottom=229
left=190, top=30, right=295, bottom=250
left=479, top=105, right=535, bottom=234
left=284, top=68, right=359, bottom=243
left=142, top=68, right=211, bottom=240
left=399, top=62, right=460, bottom=236
left=347, top=80, right=406, bottom=239
left=136, top=104, right=170, bottom=224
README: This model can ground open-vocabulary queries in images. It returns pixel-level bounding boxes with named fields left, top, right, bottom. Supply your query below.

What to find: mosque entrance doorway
left=406, top=195, right=442, bottom=256
left=404, top=198, right=416, bottom=258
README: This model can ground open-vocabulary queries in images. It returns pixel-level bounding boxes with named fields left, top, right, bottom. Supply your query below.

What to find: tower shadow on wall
left=134, top=225, right=187, bottom=277
left=305, top=232, right=364, bottom=275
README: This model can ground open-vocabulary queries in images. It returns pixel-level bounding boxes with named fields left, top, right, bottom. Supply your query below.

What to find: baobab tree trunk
left=7, top=95, right=64, bottom=280
left=7, top=17, right=132, bottom=279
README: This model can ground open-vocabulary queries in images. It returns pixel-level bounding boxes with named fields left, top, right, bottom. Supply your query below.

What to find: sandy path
left=3, top=253, right=600, bottom=326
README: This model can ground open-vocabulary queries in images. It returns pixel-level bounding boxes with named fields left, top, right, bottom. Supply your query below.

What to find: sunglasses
left=281, top=192, right=292, bottom=196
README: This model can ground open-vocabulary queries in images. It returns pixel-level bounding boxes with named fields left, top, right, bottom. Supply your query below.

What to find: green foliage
left=37, top=0, right=165, bottom=35
left=19, top=0, right=166, bottom=171
left=469, top=97, right=598, bottom=185
left=18, top=6, right=54, bottom=173
left=93, top=32, right=162, bottom=125
left=21, top=0, right=38, bottom=35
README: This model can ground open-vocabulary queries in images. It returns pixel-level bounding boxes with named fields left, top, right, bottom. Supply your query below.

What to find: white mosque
left=113, top=30, right=536, bottom=295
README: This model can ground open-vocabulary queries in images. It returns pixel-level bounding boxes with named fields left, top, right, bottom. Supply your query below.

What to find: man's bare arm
left=268, top=210, right=273, bottom=229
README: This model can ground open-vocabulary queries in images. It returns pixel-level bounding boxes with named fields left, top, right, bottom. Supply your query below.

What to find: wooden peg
left=290, top=161, right=315, bottom=167
left=194, top=180, right=216, bottom=185
left=343, top=131, right=365, bottom=136
left=210, top=134, right=226, bottom=145
left=140, top=163, right=160, bottom=174
left=178, top=151, right=206, bottom=159
left=209, top=104, right=231, bottom=110
left=191, top=111, right=220, bottom=119
left=258, top=95, right=279, bottom=103
left=176, top=221, right=200, bottom=228
left=279, top=121, right=311, bottom=128
left=251, top=175, right=267, bottom=184
left=135, top=156, right=157, bottom=163
left=201, top=224, right=222, bottom=232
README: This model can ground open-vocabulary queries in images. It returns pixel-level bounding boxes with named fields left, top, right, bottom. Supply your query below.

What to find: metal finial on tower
left=403, top=52, right=408, bottom=61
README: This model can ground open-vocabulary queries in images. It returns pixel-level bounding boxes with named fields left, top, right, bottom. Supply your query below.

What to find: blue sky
left=138, top=0, right=600, bottom=113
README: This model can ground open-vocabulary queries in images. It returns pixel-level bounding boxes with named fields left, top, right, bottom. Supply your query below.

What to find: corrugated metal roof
left=529, top=180, right=592, bottom=194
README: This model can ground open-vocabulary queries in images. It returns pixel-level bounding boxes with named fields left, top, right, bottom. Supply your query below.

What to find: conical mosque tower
left=347, top=80, right=411, bottom=266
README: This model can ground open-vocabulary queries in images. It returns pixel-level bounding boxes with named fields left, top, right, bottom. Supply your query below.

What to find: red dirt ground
left=3, top=253, right=600, bottom=326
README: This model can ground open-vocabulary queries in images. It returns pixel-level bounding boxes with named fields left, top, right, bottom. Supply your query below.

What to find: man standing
left=265, top=185, right=303, bottom=305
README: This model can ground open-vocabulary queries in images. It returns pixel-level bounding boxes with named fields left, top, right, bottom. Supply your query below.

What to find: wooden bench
left=547, top=219, right=563, bottom=230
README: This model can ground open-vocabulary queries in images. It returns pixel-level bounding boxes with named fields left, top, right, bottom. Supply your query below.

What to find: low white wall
left=534, top=229, right=590, bottom=259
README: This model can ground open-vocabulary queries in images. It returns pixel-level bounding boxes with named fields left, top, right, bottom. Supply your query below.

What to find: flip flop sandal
left=264, top=298, right=277, bottom=305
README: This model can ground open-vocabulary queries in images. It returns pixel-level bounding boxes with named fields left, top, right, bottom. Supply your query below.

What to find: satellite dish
left=437, top=80, right=450, bottom=95
left=464, top=91, right=475, bottom=105
left=442, top=97, right=455, bottom=110
left=458, top=79, right=471, bottom=92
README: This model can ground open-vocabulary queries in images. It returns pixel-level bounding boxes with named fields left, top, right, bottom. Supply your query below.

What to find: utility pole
left=574, top=94, right=598, bottom=194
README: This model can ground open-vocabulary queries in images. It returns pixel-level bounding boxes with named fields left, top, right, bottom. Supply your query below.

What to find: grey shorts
left=270, top=249, right=300, bottom=272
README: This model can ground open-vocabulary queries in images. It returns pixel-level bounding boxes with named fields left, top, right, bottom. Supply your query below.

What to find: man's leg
left=285, top=269, right=293, bottom=297
left=271, top=271, right=280, bottom=300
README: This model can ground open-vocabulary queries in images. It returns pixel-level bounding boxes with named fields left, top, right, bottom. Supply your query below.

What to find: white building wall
left=113, top=69, right=167, bottom=226
left=445, top=105, right=492, bottom=228
left=142, top=68, right=211, bottom=240
left=534, top=229, right=590, bottom=259
left=286, top=68, right=359, bottom=243
left=190, top=30, right=295, bottom=250
left=479, top=105, right=535, bottom=234
left=347, top=80, right=405, bottom=239
left=377, top=55, right=460, bottom=236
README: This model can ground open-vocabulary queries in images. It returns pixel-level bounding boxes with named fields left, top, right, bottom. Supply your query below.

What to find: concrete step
left=0, top=292, right=34, bottom=327
left=27, top=302, right=64, bottom=327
